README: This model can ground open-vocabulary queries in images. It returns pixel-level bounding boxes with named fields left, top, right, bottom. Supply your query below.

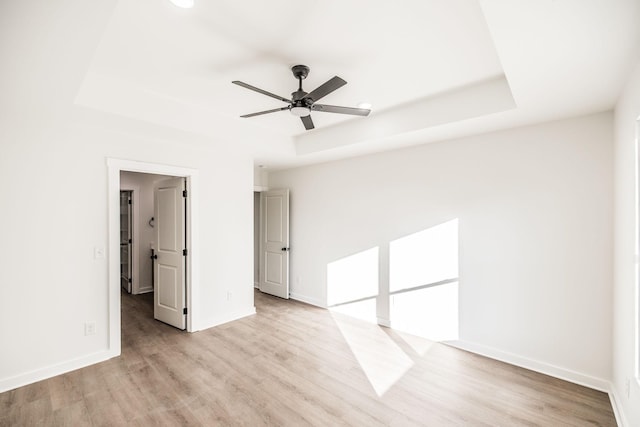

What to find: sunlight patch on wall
left=327, top=247, right=379, bottom=322
left=390, top=219, right=458, bottom=292
left=391, top=282, right=459, bottom=341
left=389, top=219, right=459, bottom=341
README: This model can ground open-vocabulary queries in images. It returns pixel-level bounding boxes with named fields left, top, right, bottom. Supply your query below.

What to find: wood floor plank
left=0, top=289, right=616, bottom=426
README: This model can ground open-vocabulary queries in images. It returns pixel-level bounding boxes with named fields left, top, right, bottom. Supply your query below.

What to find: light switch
left=94, top=247, right=105, bottom=259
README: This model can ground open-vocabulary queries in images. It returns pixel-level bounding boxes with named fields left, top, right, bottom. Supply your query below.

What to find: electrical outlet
left=85, top=321, right=96, bottom=336
left=625, top=378, right=631, bottom=398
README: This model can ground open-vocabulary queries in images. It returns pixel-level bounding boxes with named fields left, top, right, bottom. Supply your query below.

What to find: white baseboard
left=446, top=340, right=610, bottom=393
left=254, top=281, right=259, bottom=288
left=194, top=307, right=256, bottom=332
left=1, top=306, right=258, bottom=393
left=0, top=349, right=118, bottom=394
left=289, top=292, right=325, bottom=308
left=136, top=286, right=153, bottom=294
left=608, top=383, right=628, bottom=427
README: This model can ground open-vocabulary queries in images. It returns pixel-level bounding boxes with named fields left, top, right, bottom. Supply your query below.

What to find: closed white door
left=154, top=177, right=187, bottom=329
left=260, top=189, right=290, bottom=299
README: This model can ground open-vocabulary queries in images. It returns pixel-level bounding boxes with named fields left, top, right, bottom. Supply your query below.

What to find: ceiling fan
left=232, top=65, right=371, bottom=131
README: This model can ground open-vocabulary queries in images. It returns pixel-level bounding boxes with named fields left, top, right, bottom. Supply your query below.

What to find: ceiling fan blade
left=305, top=76, right=347, bottom=102
left=232, top=81, right=290, bottom=103
left=311, top=104, right=371, bottom=116
left=240, top=106, right=289, bottom=118
left=300, top=115, right=314, bottom=130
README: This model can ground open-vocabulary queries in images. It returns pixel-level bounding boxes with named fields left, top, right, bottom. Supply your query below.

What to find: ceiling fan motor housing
left=291, top=64, right=310, bottom=80
left=291, top=89, right=307, bottom=102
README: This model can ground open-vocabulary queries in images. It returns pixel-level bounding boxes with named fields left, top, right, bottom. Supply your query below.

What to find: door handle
left=152, top=254, right=158, bottom=259
left=281, top=247, right=290, bottom=251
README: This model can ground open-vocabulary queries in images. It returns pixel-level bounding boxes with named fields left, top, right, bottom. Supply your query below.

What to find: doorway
left=107, top=159, right=199, bottom=356
left=120, top=172, right=176, bottom=296
left=254, top=188, right=290, bottom=299
left=120, top=190, right=133, bottom=294
left=120, top=172, right=187, bottom=330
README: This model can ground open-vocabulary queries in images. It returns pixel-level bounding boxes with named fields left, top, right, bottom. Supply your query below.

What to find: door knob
left=281, top=247, right=290, bottom=251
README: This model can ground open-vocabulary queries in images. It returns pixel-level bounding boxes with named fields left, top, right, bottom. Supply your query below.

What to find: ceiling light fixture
left=290, top=106, right=311, bottom=117
left=357, top=102, right=372, bottom=110
left=169, top=0, right=194, bottom=8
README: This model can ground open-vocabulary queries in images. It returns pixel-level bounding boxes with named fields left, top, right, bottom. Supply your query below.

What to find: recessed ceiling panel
left=76, top=0, right=504, bottom=137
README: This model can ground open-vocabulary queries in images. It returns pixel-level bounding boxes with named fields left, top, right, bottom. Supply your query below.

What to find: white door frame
left=107, top=158, right=199, bottom=356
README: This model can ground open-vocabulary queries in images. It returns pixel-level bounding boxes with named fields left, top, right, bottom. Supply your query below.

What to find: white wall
left=613, top=59, right=640, bottom=426
left=254, top=167, right=269, bottom=189
left=0, top=113, right=257, bottom=391
left=269, top=112, right=613, bottom=389
left=0, top=0, right=257, bottom=392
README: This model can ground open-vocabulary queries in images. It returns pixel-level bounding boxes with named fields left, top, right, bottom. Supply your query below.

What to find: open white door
left=153, top=177, right=187, bottom=329
left=260, top=189, right=290, bottom=299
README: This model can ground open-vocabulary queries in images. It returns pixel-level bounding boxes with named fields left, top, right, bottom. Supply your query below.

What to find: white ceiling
left=74, top=0, right=640, bottom=169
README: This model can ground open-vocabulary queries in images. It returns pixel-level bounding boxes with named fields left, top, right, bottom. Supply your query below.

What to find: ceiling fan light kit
left=168, top=0, right=194, bottom=8
left=232, top=65, right=371, bottom=130
left=290, top=106, right=310, bottom=117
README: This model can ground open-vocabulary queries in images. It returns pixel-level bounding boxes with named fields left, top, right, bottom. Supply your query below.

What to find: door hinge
left=183, top=307, right=188, bottom=315
left=128, top=199, right=131, bottom=205
left=128, top=238, right=132, bottom=244
left=183, top=248, right=188, bottom=256
left=182, top=190, right=188, bottom=198
left=128, top=277, right=132, bottom=283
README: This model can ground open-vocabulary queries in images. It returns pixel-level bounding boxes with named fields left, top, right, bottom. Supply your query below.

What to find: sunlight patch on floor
left=325, top=220, right=460, bottom=394
left=330, top=311, right=413, bottom=397
left=329, top=297, right=377, bottom=324
left=389, top=329, right=436, bottom=357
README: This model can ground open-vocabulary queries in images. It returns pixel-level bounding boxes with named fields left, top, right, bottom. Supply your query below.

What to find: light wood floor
left=1, top=290, right=616, bottom=426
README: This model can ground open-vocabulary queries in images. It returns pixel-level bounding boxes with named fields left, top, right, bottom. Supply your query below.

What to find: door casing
left=107, top=158, right=199, bottom=356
